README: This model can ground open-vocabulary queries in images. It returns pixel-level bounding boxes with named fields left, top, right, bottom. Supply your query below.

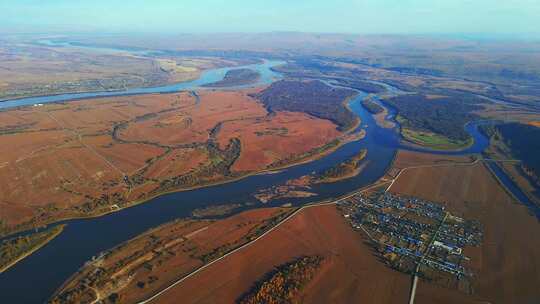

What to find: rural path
left=385, top=158, right=520, bottom=193
left=408, top=212, right=449, bottom=304
left=89, top=286, right=101, bottom=304
left=43, top=110, right=127, bottom=177
left=135, top=180, right=390, bottom=304
left=43, top=110, right=134, bottom=199
left=137, top=157, right=520, bottom=304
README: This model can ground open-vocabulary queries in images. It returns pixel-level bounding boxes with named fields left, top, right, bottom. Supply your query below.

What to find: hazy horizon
left=2, top=0, right=539, bottom=37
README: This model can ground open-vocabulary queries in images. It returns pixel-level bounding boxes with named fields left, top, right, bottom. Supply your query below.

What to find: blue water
left=0, top=60, right=283, bottom=108
left=0, top=55, right=536, bottom=303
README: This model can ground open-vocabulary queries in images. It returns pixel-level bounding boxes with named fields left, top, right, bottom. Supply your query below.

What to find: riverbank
left=315, top=149, right=368, bottom=184
left=50, top=208, right=296, bottom=303
left=0, top=54, right=503, bottom=303
left=1, top=85, right=364, bottom=239
left=400, top=127, right=474, bottom=151
left=0, top=224, right=65, bottom=273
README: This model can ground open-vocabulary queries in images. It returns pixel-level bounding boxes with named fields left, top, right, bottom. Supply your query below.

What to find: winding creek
left=0, top=54, right=538, bottom=303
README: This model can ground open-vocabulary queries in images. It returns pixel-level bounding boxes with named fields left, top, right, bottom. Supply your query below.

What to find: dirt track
left=154, top=205, right=410, bottom=304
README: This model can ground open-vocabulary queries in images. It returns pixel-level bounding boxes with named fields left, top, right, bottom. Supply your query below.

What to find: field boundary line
left=136, top=180, right=389, bottom=304
left=137, top=158, right=521, bottom=303
left=386, top=158, right=520, bottom=193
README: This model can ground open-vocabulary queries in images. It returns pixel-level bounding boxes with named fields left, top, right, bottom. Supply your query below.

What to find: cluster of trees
left=387, top=66, right=444, bottom=77
left=75, top=192, right=126, bottom=214
left=495, top=123, right=540, bottom=185
left=361, top=98, right=384, bottom=114
left=238, top=256, right=324, bottom=304
left=156, top=138, right=241, bottom=193
left=334, top=79, right=386, bottom=94
left=253, top=80, right=357, bottom=131
left=384, top=94, right=484, bottom=141
left=316, top=149, right=367, bottom=182
left=1, top=225, right=64, bottom=271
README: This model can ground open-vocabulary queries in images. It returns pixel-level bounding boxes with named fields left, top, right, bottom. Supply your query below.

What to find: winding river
left=0, top=54, right=536, bottom=303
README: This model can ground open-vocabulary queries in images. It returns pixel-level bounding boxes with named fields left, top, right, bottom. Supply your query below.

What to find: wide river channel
left=0, top=56, right=537, bottom=303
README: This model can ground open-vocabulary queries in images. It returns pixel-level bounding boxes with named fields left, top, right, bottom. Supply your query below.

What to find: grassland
left=400, top=127, right=473, bottom=151
left=0, top=89, right=346, bottom=236
left=0, top=224, right=65, bottom=273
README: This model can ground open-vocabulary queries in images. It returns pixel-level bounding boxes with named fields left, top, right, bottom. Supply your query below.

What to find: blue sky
left=2, top=0, right=539, bottom=34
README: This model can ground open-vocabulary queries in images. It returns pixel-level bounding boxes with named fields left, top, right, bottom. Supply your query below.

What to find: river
left=0, top=53, right=536, bottom=303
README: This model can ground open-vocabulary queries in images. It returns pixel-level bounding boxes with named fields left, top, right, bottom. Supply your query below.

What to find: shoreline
left=0, top=72, right=204, bottom=105
left=0, top=224, right=66, bottom=273
left=0, top=118, right=362, bottom=239
left=399, top=128, right=475, bottom=152
left=1, top=87, right=364, bottom=239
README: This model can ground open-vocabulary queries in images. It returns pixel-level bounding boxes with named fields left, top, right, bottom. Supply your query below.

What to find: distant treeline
left=253, top=80, right=357, bottom=131
left=333, top=79, right=386, bottom=94
left=387, top=66, right=445, bottom=77
left=495, top=123, right=540, bottom=184
left=384, top=94, right=485, bottom=141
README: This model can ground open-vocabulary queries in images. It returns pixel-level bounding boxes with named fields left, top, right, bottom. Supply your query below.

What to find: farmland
left=389, top=152, right=540, bottom=304
left=0, top=89, right=346, bottom=235
left=151, top=204, right=411, bottom=304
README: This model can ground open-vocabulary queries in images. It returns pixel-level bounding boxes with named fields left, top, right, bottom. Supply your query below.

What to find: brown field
left=119, top=91, right=267, bottom=146
left=390, top=153, right=540, bottom=304
left=0, top=89, right=343, bottom=235
left=154, top=205, right=411, bottom=304
left=528, top=121, right=540, bottom=127
left=216, top=111, right=340, bottom=172
left=143, top=148, right=208, bottom=180
left=385, top=150, right=476, bottom=179
left=51, top=207, right=293, bottom=304
left=0, top=42, right=240, bottom=100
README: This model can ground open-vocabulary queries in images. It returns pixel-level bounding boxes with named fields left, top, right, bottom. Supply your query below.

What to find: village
left=339, top=191, right=483, bottom=292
